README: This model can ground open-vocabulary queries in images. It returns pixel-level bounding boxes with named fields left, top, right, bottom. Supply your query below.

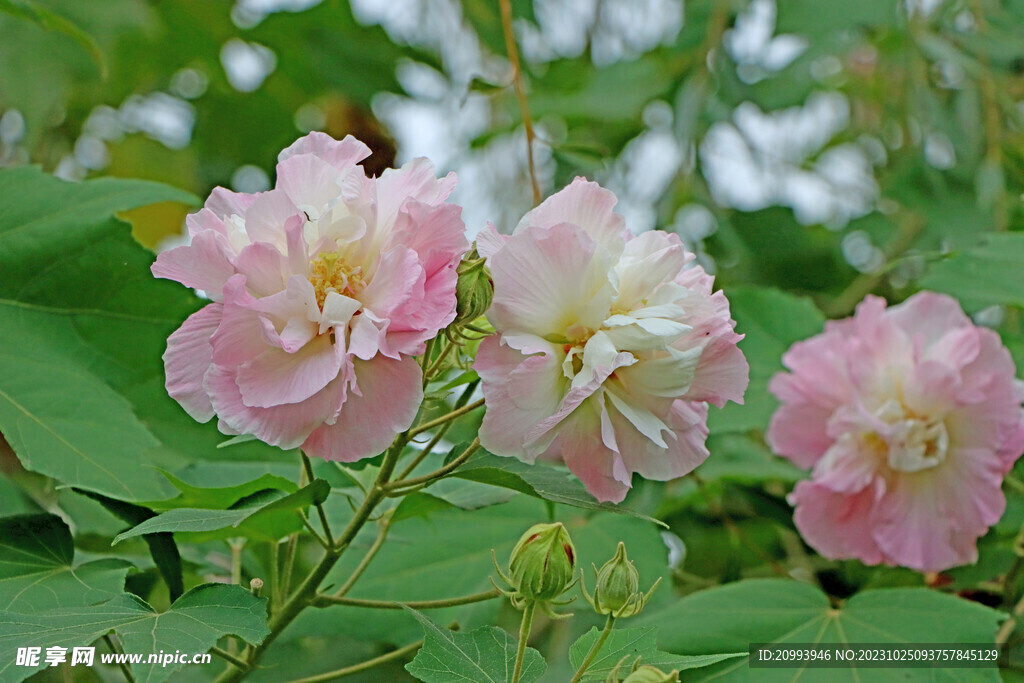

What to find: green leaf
left=568, top=626, right=745, bottom=681
left=637, top=579, right=1002, bottom=681
left=451, top=449, right=662, bottom=525
left=113, top=479, right=330, bottom=543
left=0, top=584, right=269, bottom=683
left=405, top=608, right=545, bottom=683
left=708, top=287, right=825, bottom=434
left=394, top=477, right=516, bottom=522
left=0, top=167, right=198, bottom=502
left=145, top=470, right=299, bottom=511
left=0, top=0, right=106, bottom=77
left=699, top=434, right=804, bottom=484
left=0, top=514, right=132, bottom=612
left=74, top=490, right=184, bottom=602
left=918, top=233, right=1024, bottom=313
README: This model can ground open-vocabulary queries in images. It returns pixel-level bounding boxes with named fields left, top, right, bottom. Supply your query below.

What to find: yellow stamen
left=309, top=251, right=364, bottom=309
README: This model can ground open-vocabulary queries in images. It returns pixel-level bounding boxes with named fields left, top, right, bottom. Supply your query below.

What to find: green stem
left=269, top=541, right=280, bottom=616
left=302, top=453, right=335, bottom=547
left=300, top=513, right=331, bottom=550
left=314, top=588, right=501, bottom=610
left=214, top=436, right=408, bottom=683
left=569, top=615, right=616, bottom=683
left=209, top=647, right=250, bottom=672
left=332, top=516, right=391, bottom=599
left=424, top=337, right=458, bottom=381
left=499, top=0, right=541, bottom=205
left=398, top=380, right=479, bottom=480
left=104, top=634, right=135, bottom=683
left=287, top=640, right=423, bottom=683
left=408, top=399, right=485, bottom=438
left=385, top=438, right=480, bottom=493
left=512, top=601, right=537, bottom=683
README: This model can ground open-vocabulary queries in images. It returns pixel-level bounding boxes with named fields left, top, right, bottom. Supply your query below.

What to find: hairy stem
left=209, top=647, right=250, bottom=672
left=512, top=600, right=537, bottom=683
left=287, top=640, right=423, bottom=683
left=499, top=0, right=541, bottom=205
left=569, top=614, right=616, bottom=683
left=314, top=588, right=501, bottom=610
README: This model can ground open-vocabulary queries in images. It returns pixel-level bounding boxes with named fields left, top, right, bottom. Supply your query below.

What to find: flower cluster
left=152, top=132, right=468, bottom=462
left=473, top=179, right=749, bottom=502
left=767, top=292, right=1024, bottom=572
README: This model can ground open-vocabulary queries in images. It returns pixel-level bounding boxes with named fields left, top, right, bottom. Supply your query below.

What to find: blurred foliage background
left=4, top=0, right=1024, bottom=680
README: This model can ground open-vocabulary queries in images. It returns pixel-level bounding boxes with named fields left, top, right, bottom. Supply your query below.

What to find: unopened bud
left=508, top=522, right=576, bottom=602
left=249, top=578, right=264, bottom=596
left=583, top=542, right=660, bottom=618
left=622, top=665, right=679, bottom=683
left=453, top=250, right=493, bottom=325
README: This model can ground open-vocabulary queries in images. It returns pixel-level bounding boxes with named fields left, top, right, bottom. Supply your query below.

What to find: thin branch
left=499, top=0, right=541, bottom=205
left=209, top=647, right=251, bottom=672
left=385, top=438, right=481, bottom=493
left=332, top=517, right=391, bottom=599
left=314, top=588, right=501, bottom=610
left=399, top=380, right=479, bottom=480
left=408, top=399, right=485, bottom=438
left=287, top=640, right=423, bottom=683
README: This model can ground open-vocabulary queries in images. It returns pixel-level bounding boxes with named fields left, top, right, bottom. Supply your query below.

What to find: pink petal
left=554, top=400, right=631, bottom=503
left=889, top=291, right=974, bottom=351
left=477, top=335, right=565, bottom=463
left=515, top=177, right=627, bottom=256
left=361, top=246, right=423, bottom=319
left=278, top=132, right=372, bottom=170
left=873, top=449, right=1005, bottom=571
left=475, top=223, right=509, bottom=259
left=236, top=334, right=342, bottom=408
left=242, top=189, right=302, bottom=250
left=206, top=364, right=347, bottom=449
left=488, top=223, right=616, bottom=337
left=234, top=242, right=287, bottom=297
left=276, top=153, right=344, bottom=219
left=765, top=396, right=836, bottom=468
left=151, top=231, right=236, bottom=298
left=302, top=355, right=423, bottom=462
left=375, top=158, right=457, bottom=231
left=790, top=481, right=886, bottom=565
left=613, top=231, right=688, bottom=310
left=163, top=303, right=222, bottom=422
left=205, top=186, right=258, bottom=218
left=683, top=336, right=749, bottom=407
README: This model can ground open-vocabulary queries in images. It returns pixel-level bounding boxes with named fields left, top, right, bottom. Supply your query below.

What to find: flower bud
left=453, top=250, right=493, bottom=326
left=582, top=542, right=661, bottom=618
left=508, top=522, right=576, bottom=602
left=622, top=665, right=679, bottom=683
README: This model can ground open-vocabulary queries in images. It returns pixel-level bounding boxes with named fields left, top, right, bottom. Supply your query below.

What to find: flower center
left=309, top=251, right=364, bottom=309
left=872, top=399, right=949, bottom=473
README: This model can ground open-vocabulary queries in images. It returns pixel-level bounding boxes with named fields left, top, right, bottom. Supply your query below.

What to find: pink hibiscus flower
left=152, top=133, right=468, bottom=462
left=767, top=292, right=1024, bottom=572
left=473, top=178, right=749, bottom=503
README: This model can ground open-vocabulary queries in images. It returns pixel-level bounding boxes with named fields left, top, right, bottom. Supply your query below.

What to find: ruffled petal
left=163, top=303, right=222, bottom=422
left=301, top=355, right=423, bottom=462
